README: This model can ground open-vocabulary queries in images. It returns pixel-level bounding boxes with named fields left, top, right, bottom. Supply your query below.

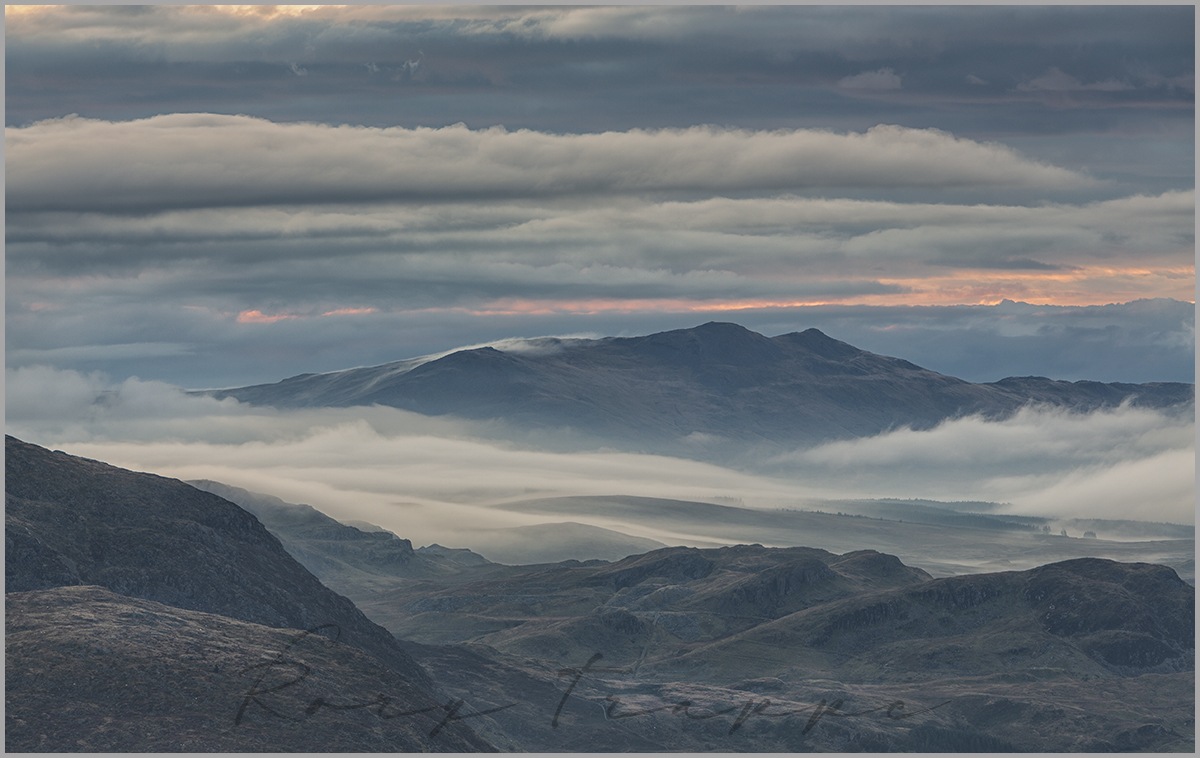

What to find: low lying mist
left=7, top=365, right=1193, bottom=553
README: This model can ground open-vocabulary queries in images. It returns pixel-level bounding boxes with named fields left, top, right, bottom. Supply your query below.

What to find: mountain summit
left=207, top=323, right=1193, bottom=450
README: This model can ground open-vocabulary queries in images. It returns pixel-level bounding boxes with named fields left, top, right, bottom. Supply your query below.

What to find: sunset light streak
left=236, top=307, right=379, bottom=324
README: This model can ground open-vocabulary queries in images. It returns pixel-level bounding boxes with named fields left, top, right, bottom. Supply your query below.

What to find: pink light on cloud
left=236, top=307, right=379, bottom=323
left=453, top=297, right=862, bottom=317
left=236, top=310, right=299, bottom=324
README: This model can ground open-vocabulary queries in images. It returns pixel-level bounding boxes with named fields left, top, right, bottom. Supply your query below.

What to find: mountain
left=364, top=544, right=1192, bottom=677
left=4, top=436, right=496, bottom=752
left=204, top=322, right=1194, bottom=451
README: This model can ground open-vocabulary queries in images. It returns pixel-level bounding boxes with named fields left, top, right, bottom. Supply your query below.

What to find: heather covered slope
left=3, top=436, right=496, bottom=752
left=6, top=586, right=500, bottom=752
left=207, top=323, right=1194, bottom=450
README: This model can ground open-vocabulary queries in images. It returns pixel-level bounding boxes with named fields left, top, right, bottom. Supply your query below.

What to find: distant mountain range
left=204, top=322, right=1194, bottom=452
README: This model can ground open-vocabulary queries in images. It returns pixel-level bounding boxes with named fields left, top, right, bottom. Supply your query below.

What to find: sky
left=5, top=4, right=1194, bottom=389
left=3, top=5, right=1195, bottom=536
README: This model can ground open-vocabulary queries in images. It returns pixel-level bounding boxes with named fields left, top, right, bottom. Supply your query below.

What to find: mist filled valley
left=7, top=5, right=1195, bottom=752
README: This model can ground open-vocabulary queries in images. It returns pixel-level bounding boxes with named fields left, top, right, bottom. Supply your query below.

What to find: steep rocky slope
left=6, top=586, right=501, bottom=752
left=4, top=436, right=495, bottom=752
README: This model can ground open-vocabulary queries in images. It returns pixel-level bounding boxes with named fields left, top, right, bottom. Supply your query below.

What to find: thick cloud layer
left=773, top=403, right=1194, bottom=524
left=8, top=7, right=1192, bottom=143
left=8, top=156, right=1192, bottom=387
left=7, top=116, right=1093, bottom=213
left=7, top=6, right=1193, bottom=391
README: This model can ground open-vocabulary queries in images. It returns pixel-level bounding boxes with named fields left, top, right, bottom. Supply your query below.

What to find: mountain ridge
left=203, top=322, right=1194, bottom=452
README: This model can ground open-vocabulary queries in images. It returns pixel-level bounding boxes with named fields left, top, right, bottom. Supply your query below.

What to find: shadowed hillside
left=4, top=436, right=496, bottom=752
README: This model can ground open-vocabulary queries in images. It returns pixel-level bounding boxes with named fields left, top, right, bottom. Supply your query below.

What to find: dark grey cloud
left=8, top=7, right=1192, bottom=123
left=8, top=5, right=1191, bottom=198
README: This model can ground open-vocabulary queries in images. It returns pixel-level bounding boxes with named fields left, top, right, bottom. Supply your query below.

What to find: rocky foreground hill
left=205, top=322, right=1194, bottom=454
left=6, top=436, right=1195, bottom=752
left=4, top=436, right=496, bottom=752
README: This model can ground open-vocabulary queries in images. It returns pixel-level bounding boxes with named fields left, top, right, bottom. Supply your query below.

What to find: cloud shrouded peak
left=6, top=115, right=1094, bottom=213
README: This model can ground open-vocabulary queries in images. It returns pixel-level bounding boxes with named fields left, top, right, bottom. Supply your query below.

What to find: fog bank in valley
left=8, top=365, right=1192, bottom=551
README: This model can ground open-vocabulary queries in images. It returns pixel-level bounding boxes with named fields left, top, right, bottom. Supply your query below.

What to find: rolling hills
left=367, top=543, right=1194, bottom=752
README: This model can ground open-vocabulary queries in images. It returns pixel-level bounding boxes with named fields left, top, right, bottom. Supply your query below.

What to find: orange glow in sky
left=236, top=310, right=297, bottom=324
left=231, top=263, right=1194, bottom=324
left=236, top=306, right=379, bottom=323
left=442, top=265, right=1196, bottom=317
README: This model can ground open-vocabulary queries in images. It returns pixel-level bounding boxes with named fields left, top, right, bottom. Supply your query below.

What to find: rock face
left=4, top=436, right=496, bottom=752
left=206, top=322, right=1194, bottom=451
